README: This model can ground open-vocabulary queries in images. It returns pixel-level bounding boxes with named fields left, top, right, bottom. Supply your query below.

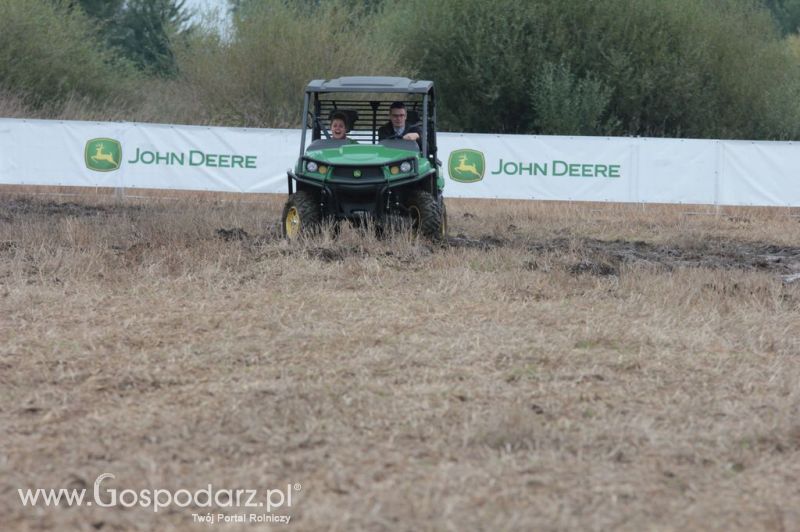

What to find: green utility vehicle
left=282, top=77, right=446, bottom=239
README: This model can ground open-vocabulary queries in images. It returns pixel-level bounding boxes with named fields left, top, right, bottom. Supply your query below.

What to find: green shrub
left=0, top=0, right=139, bottom=109
left=385, top=0, right=800, bottom=139
left=378, top=0, right=545, bottom=133
left=531, top=61, right=619, bottom=136
left=175, top=0, right=410, bottom=127
left=3, top=0, right=800, bottom=139
left=551, top=0, right=800, bottom=139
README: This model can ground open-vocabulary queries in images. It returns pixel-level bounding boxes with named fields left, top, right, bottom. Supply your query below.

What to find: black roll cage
left=299, top=77, right=437, bottom=160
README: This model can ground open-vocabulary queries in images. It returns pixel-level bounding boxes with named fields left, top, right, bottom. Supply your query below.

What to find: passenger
left=331, top=111, right=357, bottom=143
left=377, top=102, right=421, bottom=148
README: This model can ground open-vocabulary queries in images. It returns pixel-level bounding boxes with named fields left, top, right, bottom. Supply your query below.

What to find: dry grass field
left=1, top=191, right=800, bottom=531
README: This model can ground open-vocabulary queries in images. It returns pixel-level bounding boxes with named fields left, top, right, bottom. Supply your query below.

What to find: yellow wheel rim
left=409, top=206, right=421, bottom=232
left=285, top=206, right=300, bottom=238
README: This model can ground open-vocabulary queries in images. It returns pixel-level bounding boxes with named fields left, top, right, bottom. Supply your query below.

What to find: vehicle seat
left=406, top=109, right=420, bottom=126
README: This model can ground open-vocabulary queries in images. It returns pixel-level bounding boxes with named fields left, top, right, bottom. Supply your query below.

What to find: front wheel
left=407, top=190, right=447, bottom=240
left=281, top=190, right=320, bottom=240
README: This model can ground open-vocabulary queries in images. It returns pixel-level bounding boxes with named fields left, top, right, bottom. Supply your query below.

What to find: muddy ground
left=2, top=197, right=800, bottom=284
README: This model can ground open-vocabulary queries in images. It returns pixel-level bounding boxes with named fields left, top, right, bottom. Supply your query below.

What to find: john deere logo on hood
left=85, top=138, right=122, bottom=172
left=448, top=149, right=485, bottom=183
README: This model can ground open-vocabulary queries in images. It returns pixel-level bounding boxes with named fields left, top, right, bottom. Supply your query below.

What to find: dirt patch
left=445, top=233, right=800, bottom=279
left=568, top=258, right=619, bottom=277
left=215, top=227, right=250, bottom=242
left=0, top=197, right=111, bottom=219
left=585, top=238, right=800, bottom=274
left=302, top=246, right=427, bottom=264
left=528, top=237, right=800, bottom=279
left=0, top=241, right=17, bottom=254
left=447, top=233, right=507, bottom=250
left=307, top=246, right=362, bottom=262
left=215, top=226, right=281, bottom=248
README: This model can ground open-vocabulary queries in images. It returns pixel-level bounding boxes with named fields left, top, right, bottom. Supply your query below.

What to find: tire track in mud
left=3, top=197, right=798, bottom=282
left=449, top=234, right=800, bottom=282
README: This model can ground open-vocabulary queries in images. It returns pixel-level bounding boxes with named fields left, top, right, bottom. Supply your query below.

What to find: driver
left=378, top=101, right=421, bottom=147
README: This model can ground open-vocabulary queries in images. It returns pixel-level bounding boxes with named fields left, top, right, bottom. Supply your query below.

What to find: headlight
left=306, top=161, right=318, bottom=172
left=318, top=165, right=328, bottom=174
left=400, top=161, right=412, bottom=173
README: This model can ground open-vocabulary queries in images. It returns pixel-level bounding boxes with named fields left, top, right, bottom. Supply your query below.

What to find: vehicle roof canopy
left=306, top=77, right=434, bottom=94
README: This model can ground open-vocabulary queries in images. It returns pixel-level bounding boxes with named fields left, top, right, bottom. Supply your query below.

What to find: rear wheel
left=407, top=190, right=446, bottom=240
left=281, top=190, right=320, bottom=240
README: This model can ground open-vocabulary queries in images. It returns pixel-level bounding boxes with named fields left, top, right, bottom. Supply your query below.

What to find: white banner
left=720, top=140, right=800, bottom=206
left=635, top=138, right=718, bottom=205
left=439, top=133, right=632, bottom=202
left=1, top=117, right=799, bottom=207
left=0, top=118, right=294, bottom=193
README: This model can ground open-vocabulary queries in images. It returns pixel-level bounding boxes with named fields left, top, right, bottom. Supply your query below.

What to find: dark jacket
left=377, top=122, right=422, bottom=148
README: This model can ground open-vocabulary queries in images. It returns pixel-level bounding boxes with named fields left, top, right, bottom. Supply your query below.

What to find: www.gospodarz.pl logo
left=17, top=473, right=300, bottom=524
left=85, top=138, right=122, bottom=172
left=448, top=149, right=485, bottom=183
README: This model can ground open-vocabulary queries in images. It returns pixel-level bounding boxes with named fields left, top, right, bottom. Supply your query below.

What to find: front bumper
left=288, top=171, right=433, bottom=220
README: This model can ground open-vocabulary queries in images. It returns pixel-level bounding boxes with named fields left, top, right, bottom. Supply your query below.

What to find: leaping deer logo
left=91, top=143, right=117, bottom=166
left=85, top=138, right=122, bottom=172
left=448, top=149, right=485, bottom=182
left=454, top=154, right=481, bottom=179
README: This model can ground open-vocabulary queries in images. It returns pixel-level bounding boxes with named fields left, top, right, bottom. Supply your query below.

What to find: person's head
left=389, top=101, right=407, bottom=130
left=330, top=111, right=348, bottom=139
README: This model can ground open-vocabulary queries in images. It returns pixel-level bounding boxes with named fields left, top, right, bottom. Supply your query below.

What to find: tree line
left=2, top=0, right=800, bottom=140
